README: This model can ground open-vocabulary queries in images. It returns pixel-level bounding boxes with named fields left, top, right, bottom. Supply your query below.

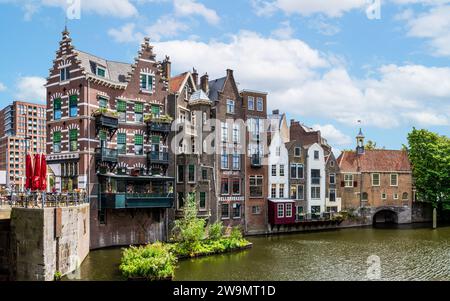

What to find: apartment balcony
left=95, top=112, right=119, bottom=130
left=148, top=122, right=171, bottom=134
left=251, top=154, right=262, bottom=168
left=95, top=147, right=118, bottom=164
left=100, top=193, right=174, bottom=209
left=147, top=151, right=170, bottom=165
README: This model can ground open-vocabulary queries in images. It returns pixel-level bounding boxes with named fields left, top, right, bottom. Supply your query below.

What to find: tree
left=407, top=128, right=450, bottom=213
left=365, top=140, right=385, bottom=150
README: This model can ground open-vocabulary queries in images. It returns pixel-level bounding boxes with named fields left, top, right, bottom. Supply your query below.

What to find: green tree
left=407, top=128, right=450, bottom=213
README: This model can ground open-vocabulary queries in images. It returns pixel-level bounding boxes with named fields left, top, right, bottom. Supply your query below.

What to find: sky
left=0, top=0, right=449, bottom=153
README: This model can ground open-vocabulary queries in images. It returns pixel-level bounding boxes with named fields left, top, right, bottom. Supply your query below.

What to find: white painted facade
left=306, top=143, right=326, bottom=214
left=268, top=131, right=289, bottom=200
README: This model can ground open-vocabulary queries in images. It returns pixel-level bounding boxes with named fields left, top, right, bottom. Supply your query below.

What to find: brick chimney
left=163, top=56, right=171, bottom=80
left=192, top=68, right=199, bottom=87
left=272, top=109, right=279, bottom=115
left=226, top=69, right=234, bottom=78
left=200, top=73, right=209, bottom=93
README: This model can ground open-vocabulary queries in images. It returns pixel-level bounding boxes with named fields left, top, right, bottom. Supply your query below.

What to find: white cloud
left=2, top=0, right=138, bottom=19
left=0, top=82, right=6, bottom=91
left=312, top=124, right=352, bottom=146
left=402, top=5, right=450, bottom=56
left=108, top=23, right=143, bottom=43
left=173, top=0, right=220, bottom=25
left=252, top=0, right=366, bottom=18
left=14, top=76, right=46, bottom=102
left=152, top=31, right=449, bottom=128
left=271, top=21, right=294, bottom=39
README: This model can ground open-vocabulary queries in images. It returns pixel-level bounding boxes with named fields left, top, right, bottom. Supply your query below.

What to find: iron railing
left=0, top=192, right=88, bottom=209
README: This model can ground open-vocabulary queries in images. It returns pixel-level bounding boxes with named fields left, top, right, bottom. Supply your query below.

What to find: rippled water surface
left=67, top=225, right=450, bottom=281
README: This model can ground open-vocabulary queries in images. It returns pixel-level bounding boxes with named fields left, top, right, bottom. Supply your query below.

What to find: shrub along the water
left=119, top=193, right=251, bottom=280
left=119, top=242, right=177, bottom=280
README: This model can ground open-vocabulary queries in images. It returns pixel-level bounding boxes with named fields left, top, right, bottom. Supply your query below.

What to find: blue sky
left=0, top=0, right=449, bottom=153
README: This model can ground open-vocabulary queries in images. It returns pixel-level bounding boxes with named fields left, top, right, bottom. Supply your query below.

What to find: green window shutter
left=117, top=100, right=127, bottom=112
left=151, top=105, right=160, bottom=116
left=135, top=103, right=144, bottom=113
left=99, top=130, right=107, bottom=141
left=117, top=133, right=126, bottom=144
left=53, top=131, right=61, bottom=143
left=54, top=98, right=61, bottom=110
left=135, top=135, right=143, bottom=145
left=151, top=136, right=160, bottom=144
left=69, top=95, right=78, bottom=106
left=149, top=75, right=153, bottom=88
left=69, top=129, right=78, bottom=141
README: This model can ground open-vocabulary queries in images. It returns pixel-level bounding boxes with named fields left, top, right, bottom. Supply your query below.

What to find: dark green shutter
left=117, top=133, right=126, bottom=144
left=99, top=130, right=107, bottom=141
left=69, top=95, right=78, bottom=106
left=151, top=136, right=160, bottom=144
left=69, top=129, right=78, bottom=141
left=54, top=98, right=61, bottom=110
left=135, top=135, right=143, bottom=145
left=117, top=100, right=127, bottom=112
left=151, top=105, right=160, bottom=116
left=135, top=103, right=144, bottom=113
left=53, top=131, right=61, bottom=143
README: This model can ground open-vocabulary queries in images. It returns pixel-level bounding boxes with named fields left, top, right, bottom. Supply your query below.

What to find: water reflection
left=66, top=224, right=450, bottom=281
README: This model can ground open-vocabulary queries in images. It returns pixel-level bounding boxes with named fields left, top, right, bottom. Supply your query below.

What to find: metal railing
left=0, top=192, right=88, bottom=209
left=95, top=147, right=119, bottom=162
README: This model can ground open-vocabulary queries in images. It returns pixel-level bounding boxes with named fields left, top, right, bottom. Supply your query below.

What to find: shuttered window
left=151, top=105, right=160, bottom=116
left=135, top=103, right=144, bottom=113
left=53, top=131, right=61, bottom=143
left=117, top=100, right=127, bottom=112
left=151, top=136, right=160, bottom=144
left=135, top=135, right=144, bottom=145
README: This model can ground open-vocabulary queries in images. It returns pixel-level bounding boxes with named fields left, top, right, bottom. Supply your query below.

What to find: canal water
left=66, top=224, right=450, bottom=281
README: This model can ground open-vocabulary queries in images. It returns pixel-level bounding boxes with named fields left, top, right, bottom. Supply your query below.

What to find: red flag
left=25, top=154, right=33, bottom=190
left=32, top=154, right=41, bottom=191
left=40, top=154, right=47, bottom=192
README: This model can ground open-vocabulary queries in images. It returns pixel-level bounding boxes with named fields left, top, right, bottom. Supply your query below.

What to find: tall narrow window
left=53, top=131, right=61, bottom=153
left=117, top=133, right=127, bottom=154
left=226, top=99, right=235, bottom=114
left=221, top=149, right=229, bottom=169
left=99, top=97, right=108, bottom=109
left=140, top=73, right=154, bottom=92
left=177, top=192, right=184, bottom=209
left=330, top=174, right=336, bottom=185
left=69, top=95, right=78, bottom=117
left=329, top=189, right=336, bottom=202
left=256, top=97, right=264, bottom=111
left=277, top=204, right=284, bottom=218
left=286, top=203, right=293, bottom=218
left=117, top=100, right=127, bottom=122
left=294, top=147, right=301, bottom=157
left=372, top=173, right=380, bottom=186
left=390, top=174, right=398, bottom=186
left=233, top=203, right=241, bottom=219
left=135, top=103, right=144, bottom=123
left=279, top=184, right=285, bottom=198
left=272, top=165, right=277, bottom=176
left=221, top=204, right=230, bottom=219
left=60, top=67, right=70, bottom=81
left=188, top=165, right=195, bottom=182
left=199, top=192, right=207, bottom=210
left=53, top=98, right=61, bottom=120
left=232, top=152, right=240, bottom=170
left=221, top=122, right=228, bottom=142
left=232, top=124, right=240, bottom=143
left=177, top=165, right=184, bottom=183
left=280, top=165, right=285, bottom=177
left=248, top=96, right=254, bottom=110
left=69, top=129, right=78, bottom=151
left=134, top=134, right=143, bottom=155
left=232, top=178, right=240, bottom=195
left=221, top=178, right=229, bottom=195
left=271, top=184, right=277, bottom=198
left=151, top=105, right=160, bottom=118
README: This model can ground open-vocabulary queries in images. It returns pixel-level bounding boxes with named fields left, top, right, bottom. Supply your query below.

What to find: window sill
left=140, top=89, right=153, bottom=95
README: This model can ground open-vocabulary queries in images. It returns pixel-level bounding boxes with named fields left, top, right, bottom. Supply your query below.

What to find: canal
left=65, top=224, right=450, bottom=281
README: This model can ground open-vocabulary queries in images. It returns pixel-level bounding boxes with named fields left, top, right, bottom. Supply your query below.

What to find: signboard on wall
left=0, top=170, right=6, bottom=185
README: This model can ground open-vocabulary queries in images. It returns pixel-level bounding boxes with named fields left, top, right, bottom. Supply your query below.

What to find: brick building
left=45, top=29, right=174, bottom=249
left=337, top=129, right=413, bottom=211
left=0, top=101, right=46, bottom=189
left=286, top=140, right=307, bottom=219
left=241, top=90, right=268, bottom=234
left=168, top=70, right=217, bottom=222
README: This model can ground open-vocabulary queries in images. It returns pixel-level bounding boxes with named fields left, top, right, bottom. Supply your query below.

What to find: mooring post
left=433, top=208, right=437, bottom=229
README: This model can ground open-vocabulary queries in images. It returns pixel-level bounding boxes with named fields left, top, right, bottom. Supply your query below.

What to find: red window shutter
left=354, top=181, right=358, bottom=188
left=341, top=181, right=345, bottom=187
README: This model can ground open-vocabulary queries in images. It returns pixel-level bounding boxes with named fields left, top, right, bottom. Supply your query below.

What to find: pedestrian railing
left=0, top=192, right=88, bottom=209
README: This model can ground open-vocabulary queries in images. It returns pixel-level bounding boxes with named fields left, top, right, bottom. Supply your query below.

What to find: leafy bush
left=208, top=222, right=224, bottom=241
left=119, top=242, right=177, bottom=280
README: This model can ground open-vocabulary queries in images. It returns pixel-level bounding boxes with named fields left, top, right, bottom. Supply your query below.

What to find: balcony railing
left=95, top=113, right=119, bottom=129
left=148, top=123, right=171, bottom=133
left=147, top=151, right=169, bottom=165
left=251, top=154, right=262, bottom=168
left=95, top=147, right=118, bottom=163
left=100, top=193, right=174, bottom=209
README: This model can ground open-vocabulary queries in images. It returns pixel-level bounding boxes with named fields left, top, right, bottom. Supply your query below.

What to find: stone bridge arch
left=369, top=206, right=412, bottom=225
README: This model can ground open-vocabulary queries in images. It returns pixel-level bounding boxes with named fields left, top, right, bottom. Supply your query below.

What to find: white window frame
left=330, top=173, right=336, bottom=185
left=285, top=203, right=293, bottom=218
left=390, top=174, right=399, bottom=187
left=256, top=97, right=264, bottom=112
left=294, top=147, right=301, bottom=157
left=221, top=122, right=228, bottom=143
left=226, top=99, right=235, bottom=114
left=277, top=204, right=285, bottom=218
left=248, top=96, right=254, bottom=110
left=344, top=174, right=354, bottom=188
left=372, top=173, right=381, bottom=187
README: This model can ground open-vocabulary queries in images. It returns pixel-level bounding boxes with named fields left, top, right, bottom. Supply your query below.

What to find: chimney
left=192, top=68, right=199, bottom=87
left=290, top=119, right=295, bottom=125
left=200, top=73, right=209, bottom=93
left=272, top=109, right=279, bottom=115
left=226, top=69, right=234, bottom=78
left=163, top=56, right=171, bottom=80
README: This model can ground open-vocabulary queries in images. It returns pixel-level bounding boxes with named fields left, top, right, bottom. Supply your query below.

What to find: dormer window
left=96, top=66, right=106, bottom=77
left=60, top=67, right=70, bottom=81
left=140, top=73, right=154, bottom=92
left=226, top=99, right=235, bottom=114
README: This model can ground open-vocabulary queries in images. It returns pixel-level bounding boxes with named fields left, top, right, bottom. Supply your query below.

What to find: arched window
left=362, top=192, right=368, bottom=201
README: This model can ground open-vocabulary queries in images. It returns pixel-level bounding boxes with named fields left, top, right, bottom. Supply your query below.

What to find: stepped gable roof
left=337, top=150, right=411, bottom=172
